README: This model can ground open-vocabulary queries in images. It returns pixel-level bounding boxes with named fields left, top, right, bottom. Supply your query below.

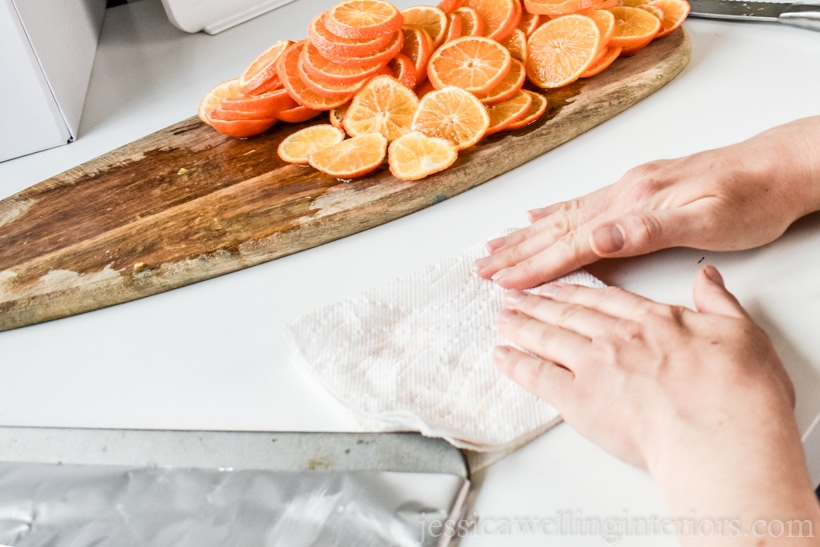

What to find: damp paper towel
left=284, top=235, right=606, bottom=469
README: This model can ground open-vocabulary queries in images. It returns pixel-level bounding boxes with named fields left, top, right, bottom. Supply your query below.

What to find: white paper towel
left=284, top=235, right=606, bottom=467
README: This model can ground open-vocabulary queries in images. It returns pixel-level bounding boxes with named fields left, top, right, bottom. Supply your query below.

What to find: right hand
left=474, top=117, right=820, bottom=289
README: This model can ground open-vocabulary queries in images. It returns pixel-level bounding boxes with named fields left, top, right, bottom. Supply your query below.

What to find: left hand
left=493, top=265, right=795, bottom=470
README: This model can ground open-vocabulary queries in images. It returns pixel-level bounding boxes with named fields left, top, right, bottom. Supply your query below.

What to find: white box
left=0, top=0, right=106, bottom=162
left=160, top=0, right=298, bottom=34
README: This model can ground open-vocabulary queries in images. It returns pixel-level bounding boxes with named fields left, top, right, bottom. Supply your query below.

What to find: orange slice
left=277, top=102, right=323, bottom=123
left=485, top=89, right=533, bottom=135
left=219, top=86, right=293, bottom=117
left=524, top=0, right=597, bottom=16
left=518, top=12, right=543, bottom=37
left=388, top=52, right=418, bottom=89
left=332, top=29, right=405, bottom=68
left=329, top=103, right=350, bottom=128
left=388, top=131, right=459, bottom=180
left=411, top=86, right=490, bottom=150
left=525, top=14, right=601, bottom=89
left=278, top=124, right=346, bottom=164
left=300, top=41, right=388, bottom=85
left=580, top=45, right=623, bottom=77
left=343, top=74, right=420, bottom=141
left=401, top=25, right=435, bottom=85
left=453, top=6, right=486, bottom=36
left=415, top=79, right=436, bottom=99
left=323, top=0, right=404, bottom=40
left=277, top=41, right=355, bottom=110
left=308, top=133, right=388, bottom=178
left=427, top=36, right=512, bottom=94
left=638, top=3, right=666, bottom=21
left=507, top=89, right=548, bottom=129
left=473, top=58, right=525, bottom=104
left=463, top=0, right=520, bottom=41
left=444, top=12, right=463, bottom=42
left=401, top=5, right=449, bottom=48
left=198, top=79, right=278, bottom=137
left=645, top=0, right=691, bottom=37
left=307, top=12, right=394, bottom=62
left=438, top=0, right=465, bottom=13
left=501, top=28, right=528, bottom=64
left=587, top=9, right=616, bottom=48
left=609, top=6, right=661, bottom=49
left=238, top=40, right=291, bottom=96
left=296, top=45, right=376, bottom=98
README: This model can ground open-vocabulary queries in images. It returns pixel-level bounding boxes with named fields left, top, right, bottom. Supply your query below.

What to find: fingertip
left=701, top=264, right=724, bottom=287
left=693, top=265, right=747, bottom=318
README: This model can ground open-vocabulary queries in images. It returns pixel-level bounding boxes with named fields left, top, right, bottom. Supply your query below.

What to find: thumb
left=588, top=207, right=699, bottom=258
left=693, top=265, right=748, bottom=319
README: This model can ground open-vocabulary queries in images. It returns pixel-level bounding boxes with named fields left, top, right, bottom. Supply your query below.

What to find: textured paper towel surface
left=284, top=236, right=606, bottom=452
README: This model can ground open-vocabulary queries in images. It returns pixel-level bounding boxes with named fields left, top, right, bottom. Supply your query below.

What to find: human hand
left=474, top=117, right=820, bottom=289
left=493, top=265, right=795, bottom=470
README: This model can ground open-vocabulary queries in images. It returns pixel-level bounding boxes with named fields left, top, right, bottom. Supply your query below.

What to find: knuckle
left=611, top=318, right=643, bottom=342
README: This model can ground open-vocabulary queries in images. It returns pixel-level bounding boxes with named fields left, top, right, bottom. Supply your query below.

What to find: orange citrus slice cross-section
left=525, top=14, right=601, bottom=89
left=411, top=86, right=490, bottom=150
left=427, top=36, right=512, bottom=94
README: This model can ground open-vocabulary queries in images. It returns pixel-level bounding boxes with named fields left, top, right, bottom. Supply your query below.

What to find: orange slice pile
left=198, top=0, right=689, bottom=180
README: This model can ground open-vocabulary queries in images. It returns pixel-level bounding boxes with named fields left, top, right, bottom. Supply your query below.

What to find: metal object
left=0, top=427, right=470, bottom=547
left=688, top=0, right=820, bottom=31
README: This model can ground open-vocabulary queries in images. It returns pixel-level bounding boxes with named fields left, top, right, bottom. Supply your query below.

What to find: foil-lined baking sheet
left=0, top=428, right=470, bottom=547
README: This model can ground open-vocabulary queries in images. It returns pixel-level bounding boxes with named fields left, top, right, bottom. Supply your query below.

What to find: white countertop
left=1, top=1, right=820, bottom=544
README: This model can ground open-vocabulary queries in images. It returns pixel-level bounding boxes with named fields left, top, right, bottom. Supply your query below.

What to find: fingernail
left=472, top=256, right=490, bottom=272
left=504, top=289, right=526, bottom=305
left=498, top=308, right=516, bottom=322
left=493, top=345, right=511, bottom=362
left=486, top=236, right=506, bottom=253
left=591, top=224, right=624, bottom=254
left=703, top=264, right=724, bottom=286
left=535, top=283, right=560, bottom=298
left=491, top=268, right=511, bottom=282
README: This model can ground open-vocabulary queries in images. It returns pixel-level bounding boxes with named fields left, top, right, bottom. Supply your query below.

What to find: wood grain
left=0, top=29, right=690, bottom=332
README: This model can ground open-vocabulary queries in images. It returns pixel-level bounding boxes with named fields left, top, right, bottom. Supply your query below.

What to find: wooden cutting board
left=0, top=29, right=690, bottom=332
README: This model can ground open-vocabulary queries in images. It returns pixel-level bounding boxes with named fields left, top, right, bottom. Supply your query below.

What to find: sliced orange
left=473, top=58, right=526, bottom=104
left=645, top=0, right=691, bottom=37
left=278, top=124, right=346, bottom=164
left=323, top=0, right=404, bottom=40
left=198, top=80, right=278, bottom=138
left=463, top=0, right=520, bottom=41
left=388, top=52, right=418, bottom=89
left=276, top=41, right=354, bottom=110
left=608, top=6, right=661, bottom=49
left=329, top=103, right=350, bottom=128
left=587, top=9, right=616, bottom=48
left=238, top=40, right=290, bottom=96
left=307, top=12, right=394, bottom=62
left=638, top=3, right=666, bottom=21
left=219, top=86, right=292, bottom=117
left=388, top=131, right=459, bottom=180
left=580, top=45, right=622, bottom=77
left=507, top=89, right=548, bottom=129
left=401, top=25, right=435, bottom=85
left=427, top=36, right=512, bottom=94
left=445, top=12, right=463, bottom=42
left=525, top=14, right=601, bottom=88
left=485, top=89, right=532, bottom=135
left=411, top=86, right=490, bottom=150
left=524, top=0, right=597, bottom=16
left=332, top=29, right=405, bottom=68
left=401, top=5, right=449, bottom=48
left=308, top=132, right=388, bottom=178
left=415, top=79, right=436, bottom=99
left=300, top=41, right=388, bottom=85
left=453, top=6, right=486, bottom=36
left=501, top=28, right=528, bottom=64
left=438, top=0, right=465, bottom=13
left=517, top=12, right=543, bottom=37
left=274, top=95, right=323, bottom=123
left=343, top=74, right=420, bottom=141
left=297, top=58, right=372, bottom=99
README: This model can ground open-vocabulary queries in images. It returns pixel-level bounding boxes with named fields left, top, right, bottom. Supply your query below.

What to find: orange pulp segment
left=388, top=131, right=459, bottom=180
left=308, top=132, right=389, bottom=178
left=427, top=36, right=512, bottom=94
left=525, top=14, right=601, bottom=88
left=411, top=86, right=490, bottom=150
left=343, top=74, right=420, bottom=141
left=278, top=124, right=346, bottom=164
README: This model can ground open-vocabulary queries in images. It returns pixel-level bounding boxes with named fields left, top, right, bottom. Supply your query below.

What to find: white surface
left=0, top=0, right=105, bottom=161
left=1, top=1, right=820, bottom=545
left=159, top=0, right=299, bottom=34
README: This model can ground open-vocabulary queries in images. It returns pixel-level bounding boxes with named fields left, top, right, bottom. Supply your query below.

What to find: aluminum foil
left=0, top=429, right=470, bottom=547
